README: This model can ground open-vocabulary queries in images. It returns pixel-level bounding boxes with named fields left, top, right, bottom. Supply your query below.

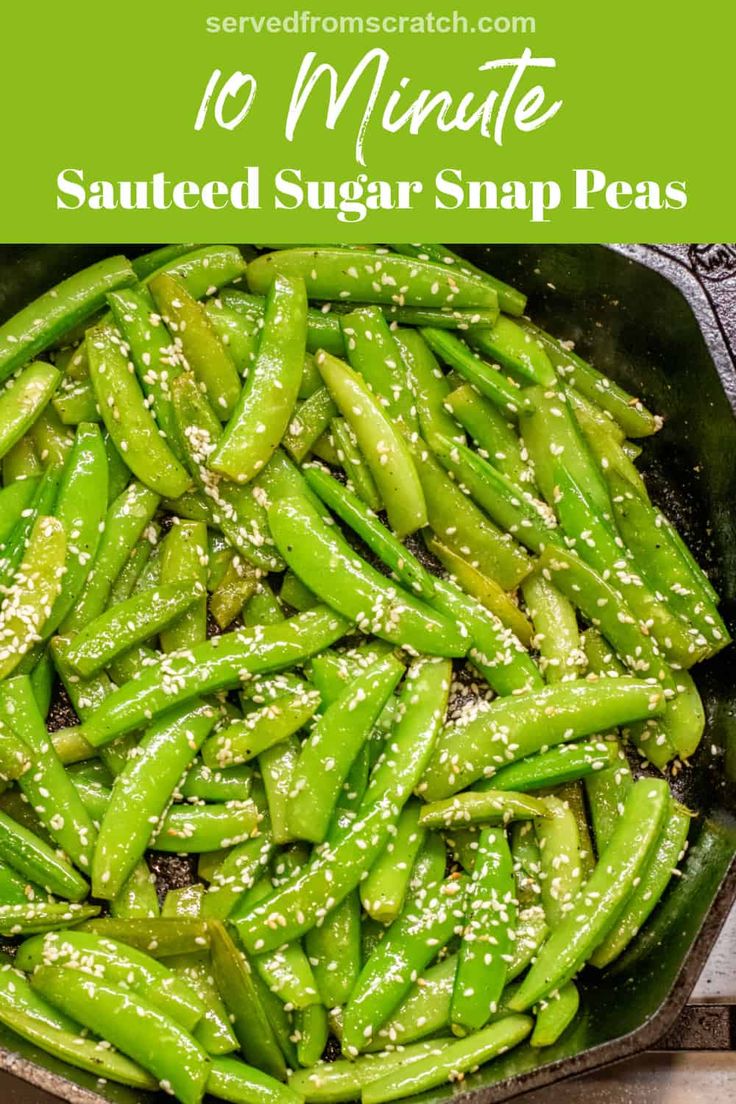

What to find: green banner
left=0, top=0, right=732, bottom=241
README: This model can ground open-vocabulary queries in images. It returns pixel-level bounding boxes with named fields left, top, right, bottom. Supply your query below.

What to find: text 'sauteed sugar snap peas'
left=0, top=242, right=728, bottom=1104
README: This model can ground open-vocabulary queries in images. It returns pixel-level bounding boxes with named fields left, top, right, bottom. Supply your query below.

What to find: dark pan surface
left=0, top=243, right=733, bottom=1104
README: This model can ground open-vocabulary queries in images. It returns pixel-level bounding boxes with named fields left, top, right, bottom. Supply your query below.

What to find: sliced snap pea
left=111, top=859, right=160, bottom=920
left=466, top=316, right=557, bottom=387
left=360, top=800, right=425, bottom=923
left=367, top=301, right=499, bottom=330
left=317, top=351, right=426, bottom=538
left=509, top=777, right=671, bottom=1010
left=209, top=919, right=288, bottom=1082
left=305, top=891, right=362, bottom=1008
left=132, top=244, right=199, bottom=281
left=589, top=802, right=691, bottom=967
left=210, top=274, right=306, bottom=482
left=421, top=677, right=664, bottom=801
left=0, top=362, right=60, bottom=460
left=145, top=244, right=248, bottom=299
left=31, top=965, right=210, bottom=1104
left=304, top=465, right=433, bottom=600
left=283, top=388, right=337, bottom=463
left=2, top=433, right=42, bottom=483
left=0, top=515, right=65, bottom=679
left=574, top=396, right=649, bottom=499
left=248, top=249, right=499, bottom=311
left=393, top=327, right=461, bottom=449
left=152, top=800, right=259, bottom=853
left=0, top=477, right=38, bottom=546
left=426, top=533, right=534, bottom=647
left=479, top=738, right=617, bottom=794
left=244, top=582, right=285, bottom=628
left=179, top=762, right=253, bottom=804
left=259, top=737, right=300, bottom=846
left=87, top=323, right=191, bottom=498
left=44, top=422, right=108, bottom=636
left=0, top=809, right=88, bottom=901
left=208, top=1056, right=304, bottom=1104
left=62, top=480, right=160, bottom=636
left=77, top=607, right=348, bottom=747
left=522, top=572, right=585, bottom=683
left=520, top=384, right=611, bottom=517
left=160, top=519, right=209, bottom=652
left=534, top=795, right=584, bottom=929
left=0, top=902, right=99, bottom=935
left=28, top=405, right=74, bottom=467
left=210, top=555, right=259, bottom=629
left=451, top=827, right=516, bottom=1031
left=78, top=917, right=211, bottom=958
left=0, top=256, right=136, bottom=384
left=203, top=678, right=320, bottom=768
left=0, top=719, right=32, bottom=782
left=202, top=828, right=273, bottom=921
left=296, top=1003, right=329, bottom=1069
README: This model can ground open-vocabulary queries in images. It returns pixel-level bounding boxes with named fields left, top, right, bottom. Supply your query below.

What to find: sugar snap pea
left=421, top=677, right=664, bottom=800
left=63, top=580, right=203, bottom=677
left=87, top=323, right=191, bottom=498
left=510, top=777, right=670, bottom=1010
left=316, top=351, right=426, bottom=537
left=0, top=962, right=157, bottom=1089
left=0, top=362, right=61, bottom=460
left=150, top=273, right=241, bottom=420
left=211, top=274, right=306, bottom=482
left=248, top=249, right=499, bottom=310
left=92, top=701, right=218, bottom=898
left=0, top=256, right=136, bottom=384
left=288, top=656, right=404, bottom=844
left=388, top=242, right=525, bottom=315
left=0, top=515, right=65, bottom=679
left=267, top=492, right=465, bottom=656
left=31, top=965, right=210, bottom=1104
left=77, top=607, right=349, bottom=747
left=451, top=827, right=516, bottom=1031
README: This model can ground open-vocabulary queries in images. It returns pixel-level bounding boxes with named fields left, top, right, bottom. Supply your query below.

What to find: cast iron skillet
left=0, top=244, right=733, bottom=1104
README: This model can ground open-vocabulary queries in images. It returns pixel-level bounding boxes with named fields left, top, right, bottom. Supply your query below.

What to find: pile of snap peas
left=0, top=242, right=729, bottom=1104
